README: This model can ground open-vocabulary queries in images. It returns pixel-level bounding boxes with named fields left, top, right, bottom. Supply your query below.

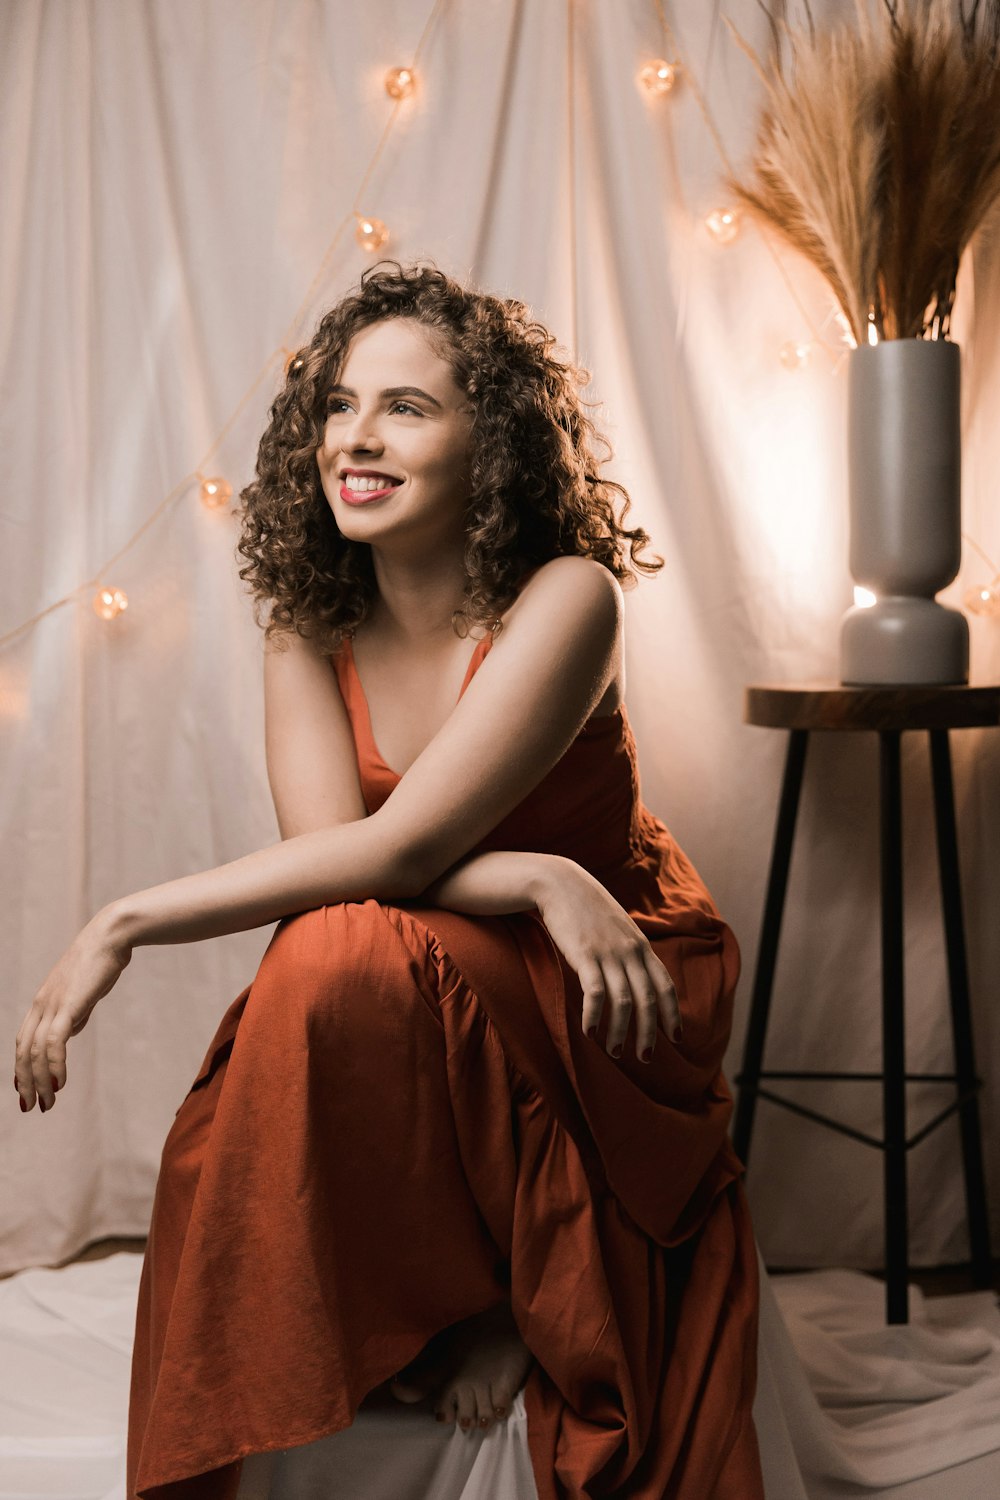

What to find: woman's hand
left=535, top=860, right=681, bottom=1063
left=14, top=905, right=133, bottom=1114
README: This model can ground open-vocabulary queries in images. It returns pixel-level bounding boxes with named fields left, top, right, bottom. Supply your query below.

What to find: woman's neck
left=368, top=546, right=468, bottom=643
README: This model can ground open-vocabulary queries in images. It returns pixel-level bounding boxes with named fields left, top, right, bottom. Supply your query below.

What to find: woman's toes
left=489, top=1379, right=513, bottom=1419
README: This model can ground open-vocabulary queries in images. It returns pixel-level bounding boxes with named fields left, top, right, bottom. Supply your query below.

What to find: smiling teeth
left=345, top=475, right=399, bottom=491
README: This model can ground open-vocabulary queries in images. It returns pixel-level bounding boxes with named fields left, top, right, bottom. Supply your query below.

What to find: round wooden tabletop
left=744, top=682, right=1000, bottom=732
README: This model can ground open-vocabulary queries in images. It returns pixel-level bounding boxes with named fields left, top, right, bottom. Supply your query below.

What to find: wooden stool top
left=745, top=682, right=1000, bottom=732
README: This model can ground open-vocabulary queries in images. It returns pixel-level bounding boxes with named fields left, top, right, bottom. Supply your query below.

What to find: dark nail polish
left=611, top=1042, right=623, bottom=1058
left=641, top=1046, right=654, bottom=1063
left=38, top=1097, right=47, bottom=1113
left=51, top=1076, right=60, bottom=1093
left=479, top=1416, right=489, bottom=1427
left=586, top=1024, right=597, bottom=1038
left=19, top=1096, right=27, bottom=1112
left=13, top=1074, right=18, bottom=1091
left=459, top=1417, right=471, bottom=1429
left=672, top=1026, right=683, bottom=1043
left=494, top=1405, right=507, bottom=1417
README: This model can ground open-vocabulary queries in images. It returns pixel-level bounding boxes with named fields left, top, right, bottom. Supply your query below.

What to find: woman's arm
left=423, top=850, right=681, bottom=1060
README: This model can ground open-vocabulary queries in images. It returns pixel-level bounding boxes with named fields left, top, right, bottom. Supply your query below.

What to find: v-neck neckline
left=342, top=631, right=494, bottom=780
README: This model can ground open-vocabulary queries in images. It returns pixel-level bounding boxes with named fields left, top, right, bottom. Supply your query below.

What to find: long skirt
left=127, top=899, right=763, bottom=1499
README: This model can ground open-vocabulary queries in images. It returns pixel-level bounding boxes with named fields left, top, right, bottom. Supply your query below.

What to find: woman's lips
left=339, top=479, right=403, bottom=505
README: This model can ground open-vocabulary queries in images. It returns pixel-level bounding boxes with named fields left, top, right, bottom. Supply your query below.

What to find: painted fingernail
left=494, top=1405, right=507, bottom=1417
left=38, top=1097, right=47, bottom=1113
left=611, top=1042, right=623, bottom=1058
left=13, top=1074, right=18, bottom=1091
left=479, top=1415, right=490, bottom=1427
left=586, top=1025, right=597, bottom=1038
left=19, top=1096, right=28, bottom=1112
left=672, top=1025, right=683, bottom=1043
left=51, top=1076, right=60, bottom=1093
left=459, top=1417, right=471, bottom=1429
left=641, top=1046, right=654, bottom=1063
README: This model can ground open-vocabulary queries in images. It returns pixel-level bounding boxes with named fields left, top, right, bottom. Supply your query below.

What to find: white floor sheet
left=1, top=1247, right=999, bottom=1500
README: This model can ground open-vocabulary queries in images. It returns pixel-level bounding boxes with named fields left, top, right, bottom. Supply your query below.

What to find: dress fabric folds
left=126, top=632, right=764, bottom=1499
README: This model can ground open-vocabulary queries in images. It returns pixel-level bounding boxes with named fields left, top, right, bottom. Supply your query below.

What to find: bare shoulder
left=505, top=555, right=623, bottom=634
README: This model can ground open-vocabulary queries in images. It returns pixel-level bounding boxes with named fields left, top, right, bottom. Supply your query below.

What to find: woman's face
left=315, top=317, right=475, bottom=555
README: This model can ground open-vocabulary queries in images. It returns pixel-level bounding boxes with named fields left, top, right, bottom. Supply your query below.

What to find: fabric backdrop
left=2, top=0, right=999, bottom=1278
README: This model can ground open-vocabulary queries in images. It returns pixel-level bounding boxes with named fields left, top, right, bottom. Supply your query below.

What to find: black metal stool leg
left=880, top=730, right=909, bottom=1324
left=733, top=729, right=809, bottom=1166
left=928, top=729, right=993, bottom=1287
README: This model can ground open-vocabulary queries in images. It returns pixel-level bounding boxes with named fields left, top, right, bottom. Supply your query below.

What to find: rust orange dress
left=127, top=631, right=763, bottom=1499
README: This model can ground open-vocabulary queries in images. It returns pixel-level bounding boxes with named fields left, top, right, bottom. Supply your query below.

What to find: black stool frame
left=733, top=726, right=992, bottom=1324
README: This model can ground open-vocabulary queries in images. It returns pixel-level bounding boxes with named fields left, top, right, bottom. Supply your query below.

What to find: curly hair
left=235, top=259, right=662, bottom=653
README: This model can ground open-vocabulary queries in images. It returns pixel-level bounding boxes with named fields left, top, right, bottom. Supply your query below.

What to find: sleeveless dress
left=126, top=631, right=764, bottom=1499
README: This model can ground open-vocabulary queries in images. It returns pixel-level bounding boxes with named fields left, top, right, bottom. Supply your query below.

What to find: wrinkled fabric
left=126, top=633, right=763, bottom=1498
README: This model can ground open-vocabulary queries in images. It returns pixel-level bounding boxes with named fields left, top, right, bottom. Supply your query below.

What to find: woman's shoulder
left=506, top=555, right=623, bottom=629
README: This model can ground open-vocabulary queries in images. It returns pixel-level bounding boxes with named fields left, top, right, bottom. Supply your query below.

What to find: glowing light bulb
left=93, top=586, right=128, bottom=620
left=199, top=476, right=233, bottom=510
left=705, top=207, right=740, bottom=245
left=964, top=583, right=1000, bottom=617
left=354, top=215, right=389, bottom=252
left=867, top=311, right=879, bottom=346
left=639, top=59, right=680, bottom=95
left=384, top=66, right=416, bottom=100
left=283, top=348, right=305, bottom=376
left=854, top=586, right=877, bottom=609
left=779, top=340, right=811, bottom=370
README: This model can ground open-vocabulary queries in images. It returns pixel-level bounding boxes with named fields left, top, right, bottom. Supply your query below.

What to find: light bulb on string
left=639, top=59, right=681, bottom=96
left=965, top=580, right=1000, bottom=617
left=199, top=475, right=233, bottom=510
left=854, top=587, right=877, bottom=609
left=282, top=347, right=306, bottom=377
left=705, top=207, right=740, bottom=245
left=93, top=586, right=128, bottom=621
left=779, top=340, right=812, bottom=371
left=867, top=309, right=879, bottom=346
left=384, top=66, right=416, bottom=100
left=354, top=215, right=390, bottom=253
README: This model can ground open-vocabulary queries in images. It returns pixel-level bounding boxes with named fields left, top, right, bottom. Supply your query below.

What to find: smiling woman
left=15, top=260, right=763, bottom=1500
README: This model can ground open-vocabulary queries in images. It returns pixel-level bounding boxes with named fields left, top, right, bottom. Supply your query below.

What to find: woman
left=14, top=261, right=763, bottom=1498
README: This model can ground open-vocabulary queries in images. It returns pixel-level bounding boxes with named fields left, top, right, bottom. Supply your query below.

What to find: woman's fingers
left=15, top=1001, right=71, bottom=1113
left=579, top=946, right=681, bottom=1065
left=577, top=956, right=606, bottom=1037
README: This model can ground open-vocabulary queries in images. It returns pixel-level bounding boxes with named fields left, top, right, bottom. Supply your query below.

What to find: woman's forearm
left=105, top=816, right=416, bottom=950
left=420, top=850, right=569, bottom=915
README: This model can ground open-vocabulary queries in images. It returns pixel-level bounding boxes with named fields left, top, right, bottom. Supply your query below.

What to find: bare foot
left=390, top=1300, right=534, bottom=1434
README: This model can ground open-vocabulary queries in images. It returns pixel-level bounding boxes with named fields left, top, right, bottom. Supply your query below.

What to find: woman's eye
left=324, top=399, right=420, bottom=416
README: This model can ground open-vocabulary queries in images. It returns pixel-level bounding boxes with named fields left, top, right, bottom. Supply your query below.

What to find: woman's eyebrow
left=328, top=383, right=443, bottom=409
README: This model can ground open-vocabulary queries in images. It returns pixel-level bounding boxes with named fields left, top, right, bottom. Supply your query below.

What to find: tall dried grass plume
left=725, top=0, right=1000, bottom=343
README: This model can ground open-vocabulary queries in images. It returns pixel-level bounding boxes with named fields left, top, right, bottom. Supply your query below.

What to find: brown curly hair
left=235, top=259, right=662, bottom=653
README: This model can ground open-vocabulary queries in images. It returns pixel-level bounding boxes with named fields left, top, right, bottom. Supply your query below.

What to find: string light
left=199, top=476, right=233, bottom=510
left=5, top=1, right=998, bottom=658
left=704, top=207, right=740, bottom=244
left=0, top=0, right=448, bottom=656
left=384, top=66, right=416, bottom=99
left=354, top=214, right=390, bottom=252
left=639, top=58, right=681, bottom=95
left=93, top=587, right=128, bottom=621
left=854, top=587, right=877, bottom=608
left=779, top=340, right=811, bottom=370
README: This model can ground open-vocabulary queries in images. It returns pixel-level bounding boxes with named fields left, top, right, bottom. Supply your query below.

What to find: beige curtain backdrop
left=2, top=0, right=999, bottom=1278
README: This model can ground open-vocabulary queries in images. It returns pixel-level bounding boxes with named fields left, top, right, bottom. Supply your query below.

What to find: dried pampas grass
left=726, top=0, right=1000, bottom=343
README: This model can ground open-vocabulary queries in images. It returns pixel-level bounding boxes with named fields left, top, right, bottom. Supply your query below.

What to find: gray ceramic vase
left=840, top=338, right=969, bottom=686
